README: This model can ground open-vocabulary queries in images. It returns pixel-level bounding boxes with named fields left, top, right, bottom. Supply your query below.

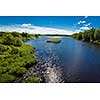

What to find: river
left=25, top=36, right=100, bottom=83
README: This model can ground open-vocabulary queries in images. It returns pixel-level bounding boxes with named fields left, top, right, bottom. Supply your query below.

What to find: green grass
left=47, top=39, right=61, bottom=43
left=0, top=32, right=38, bottom=83
left=23, top=76, right=40, bottom=83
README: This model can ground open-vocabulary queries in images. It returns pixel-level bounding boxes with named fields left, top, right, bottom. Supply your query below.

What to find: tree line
left=72, top=28, right=100, bottom=44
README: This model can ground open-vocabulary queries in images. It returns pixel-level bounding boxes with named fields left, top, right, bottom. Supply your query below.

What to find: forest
left=72, top=28, right=100, bottom=44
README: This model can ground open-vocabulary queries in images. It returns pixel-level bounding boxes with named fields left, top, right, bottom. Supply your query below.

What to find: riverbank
left=71, top=28, right=100, bottom=45
left=24, top=36, right=66, bottom=83
left=24, top=36, right=100, bottom=82
left=20, top=52, right=64, bottom=83
left=0, top=32, right=39, bottom=83
left=0, top=32, right=66, bottom=83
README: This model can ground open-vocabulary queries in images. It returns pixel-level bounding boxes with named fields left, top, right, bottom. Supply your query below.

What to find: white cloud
left=84, top=23, right=91, bottom=27
left=84, top=16, right=88, bottom=18
left=80, top=22, right=91, bottom=30
left=80, top=26, right=90, bottom=30
left=78, top=20, right=86, bottom=24
left=21, top=24, right=35, bottom=29
left=0, top=24, right=74, bottom=35
left=74, top=29, right=81, bottom=33
left=21, top=24, right=32, bottom=27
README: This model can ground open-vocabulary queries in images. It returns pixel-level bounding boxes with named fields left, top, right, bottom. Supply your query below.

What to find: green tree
left=88, top=28, right=95, bottom=42
left=77, top=32, right=82, bottom=40
left=94, top=28, right=100, bottom=41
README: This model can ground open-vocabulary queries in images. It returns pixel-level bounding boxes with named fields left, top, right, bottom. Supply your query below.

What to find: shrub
left=14, top=38, right=22, bottom=46
left=0, top=67, right=8, bottom=74
left=24, top=76, right=40, bottom=83
left=10, top=46, right=19, bottom=54
left=0, top=74, right=16, bottom=83
left=16, top=67, right=27, bottom=76
left=0, top=32, right=37, bottom=83
left=2, top=34, right=22, bottom=46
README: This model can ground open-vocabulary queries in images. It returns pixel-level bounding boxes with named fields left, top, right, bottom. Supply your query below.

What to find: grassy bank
left=0, top=32, right=39, bottom=83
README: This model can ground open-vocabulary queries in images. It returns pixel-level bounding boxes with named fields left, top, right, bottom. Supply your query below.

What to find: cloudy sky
left=0, top=16, right=100, bottom=35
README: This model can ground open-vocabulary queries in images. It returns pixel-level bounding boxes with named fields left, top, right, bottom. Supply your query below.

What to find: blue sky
left=0, top=16, right=100, bottom=34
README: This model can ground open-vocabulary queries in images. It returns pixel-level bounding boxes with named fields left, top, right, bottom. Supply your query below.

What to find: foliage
left=72, top=28, right=100, bottom=44
left=0, top=32, right=38, bottom=82
left=24, top=76, right=40, bottom=83
left=0, top=74, right=16, bottom=83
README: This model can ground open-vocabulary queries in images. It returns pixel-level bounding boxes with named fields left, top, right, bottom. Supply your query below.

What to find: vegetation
left=47, top=39, right=61, bottom=43
left=23, top=76, right=40, bottom=83
left=72, top=28, right=100, bottom=44
left=0, top=32, right=38, bottom=83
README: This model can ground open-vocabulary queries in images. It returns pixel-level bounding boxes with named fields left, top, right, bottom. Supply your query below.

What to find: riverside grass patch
left=0, top=32, right=38, bottom=83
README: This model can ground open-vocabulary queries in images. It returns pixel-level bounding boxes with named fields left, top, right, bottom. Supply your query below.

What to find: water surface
left=25, top=36, right=100, bottom=82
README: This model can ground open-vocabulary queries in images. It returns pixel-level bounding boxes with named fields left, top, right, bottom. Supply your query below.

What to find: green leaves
left=24, top=76, right=40, bottom=83
left=2, top=34, right=22, bottom=46
left=94, top=28, right=100, bottom=40
left=72, top=28, right=100, bottom=44
left=0, top=32, right=38, bottom=83
left=0, top=74, right=16, bottom=83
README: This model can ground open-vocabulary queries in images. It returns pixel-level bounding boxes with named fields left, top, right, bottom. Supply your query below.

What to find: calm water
left=25, top=36, right=100, bottom=83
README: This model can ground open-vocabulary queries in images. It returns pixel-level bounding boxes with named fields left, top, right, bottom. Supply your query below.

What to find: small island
left=47, top=39, right=61, bottom=43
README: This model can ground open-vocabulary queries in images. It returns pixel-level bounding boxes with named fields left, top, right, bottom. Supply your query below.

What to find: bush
left=0, top=44, right=8, bottom=52
left=0, top=67, right=8, bottom=74
left=24, top=76, right=40, bottom=83
left=0, top=32, right=37, bottom=83
left=10, top=46, right=19, bottom=54
left=3, top=34, right=15, bottom=45
left=0, top=74, right=16, bottom=83
left=16, top=67, right=27, bottom=76
left=14, top=38, right=22, bottom=46
left=2, top=34, right=22, bottom=46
